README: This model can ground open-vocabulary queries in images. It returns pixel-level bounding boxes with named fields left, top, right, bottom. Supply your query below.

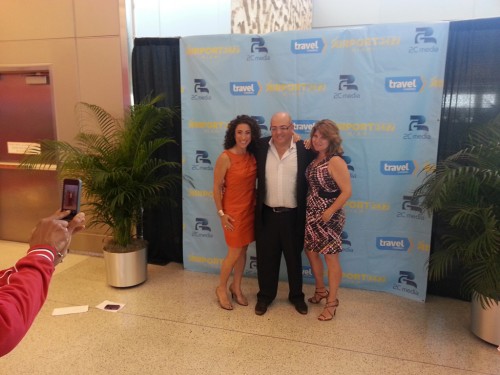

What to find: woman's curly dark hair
left=223, top=115, right=261, bottom=154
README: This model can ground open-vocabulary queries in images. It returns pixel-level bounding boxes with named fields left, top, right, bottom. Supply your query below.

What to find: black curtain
left=428, top=17, right=500, bottom=299
left=132, top=38, right=183, bottom=264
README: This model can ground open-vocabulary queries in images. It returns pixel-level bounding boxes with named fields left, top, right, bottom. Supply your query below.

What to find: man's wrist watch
left=218, top=209, right=225, bottom=217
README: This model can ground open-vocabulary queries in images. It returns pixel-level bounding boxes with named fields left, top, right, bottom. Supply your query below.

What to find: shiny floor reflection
left=0, top=240, right=499, bottom=374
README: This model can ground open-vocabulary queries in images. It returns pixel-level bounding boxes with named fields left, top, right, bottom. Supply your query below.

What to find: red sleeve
left=0, top=247, right=55, bottom=357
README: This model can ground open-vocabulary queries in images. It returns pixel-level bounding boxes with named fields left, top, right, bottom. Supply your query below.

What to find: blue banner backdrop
left=180, top=22, right=449, bottom=302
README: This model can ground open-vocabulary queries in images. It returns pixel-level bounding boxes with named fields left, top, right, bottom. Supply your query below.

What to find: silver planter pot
left=471, top=294, right=500, bottom=346
left=103, top=247, right=147, bottom=287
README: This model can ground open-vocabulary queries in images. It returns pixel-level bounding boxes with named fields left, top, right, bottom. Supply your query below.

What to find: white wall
left=132, top=0, right=500, bottom=38
left=313, top=0, right=500, bottom=28
left=132, top=0, right=231, bottom=37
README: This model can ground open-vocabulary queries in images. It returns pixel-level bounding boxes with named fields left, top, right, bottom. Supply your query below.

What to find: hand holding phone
left=61, top=178, right=82, bottom=221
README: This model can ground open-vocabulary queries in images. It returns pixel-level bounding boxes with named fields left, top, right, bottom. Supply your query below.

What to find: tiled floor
left=0, top=240, right=499, bottom=374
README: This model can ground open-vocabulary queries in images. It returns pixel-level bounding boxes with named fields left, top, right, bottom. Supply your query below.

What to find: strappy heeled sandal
left=318, top=299, right=339, bottom=321
left=308, top=287, right=329, bottom=304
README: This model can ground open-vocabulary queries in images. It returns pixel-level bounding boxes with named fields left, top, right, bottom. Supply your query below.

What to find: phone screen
left=61, top=179, right=82, bottom=220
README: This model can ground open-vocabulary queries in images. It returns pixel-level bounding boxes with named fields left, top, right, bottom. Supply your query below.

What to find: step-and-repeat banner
left=180, top=22, right=449, bottom=301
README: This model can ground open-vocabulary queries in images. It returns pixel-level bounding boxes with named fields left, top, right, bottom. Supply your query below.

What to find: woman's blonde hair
left=310, top=119, right=343, bottom=156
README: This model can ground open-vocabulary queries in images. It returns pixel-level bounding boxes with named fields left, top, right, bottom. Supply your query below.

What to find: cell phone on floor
left=104, top=304, right=121, bottom=311
left=61, top=178, right=82, bottom=221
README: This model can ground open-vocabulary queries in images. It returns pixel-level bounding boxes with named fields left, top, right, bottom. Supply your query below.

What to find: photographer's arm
left=0, top=211, right=85, bottom=357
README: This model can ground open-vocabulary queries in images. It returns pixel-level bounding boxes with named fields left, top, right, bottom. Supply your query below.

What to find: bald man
left=254, top=112, right=314, bottom=316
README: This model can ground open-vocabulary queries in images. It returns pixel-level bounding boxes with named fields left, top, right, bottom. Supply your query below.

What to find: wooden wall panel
left=232, top=0, right=313, bottom=34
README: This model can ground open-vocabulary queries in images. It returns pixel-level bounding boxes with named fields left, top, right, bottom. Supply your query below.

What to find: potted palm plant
left=413, top=115, right=500, bottom=345
left=21, top=96, right=180, bottom=287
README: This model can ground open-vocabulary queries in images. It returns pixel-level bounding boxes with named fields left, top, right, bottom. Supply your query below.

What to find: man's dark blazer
left=254, top=137, right=314, bottom=251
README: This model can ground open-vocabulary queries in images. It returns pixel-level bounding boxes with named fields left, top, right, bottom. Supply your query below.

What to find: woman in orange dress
left=213, top=115, right=261, bottom=310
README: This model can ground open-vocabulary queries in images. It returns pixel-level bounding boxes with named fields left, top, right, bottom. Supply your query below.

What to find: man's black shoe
left=255, top=301, right=268, bottom=316
left=292, top=300, right=308, bottom=315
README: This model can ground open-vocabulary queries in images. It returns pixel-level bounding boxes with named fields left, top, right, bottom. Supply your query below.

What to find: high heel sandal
left=318, top=299, right=339, bottom=321
left=308, top=287, right=329, bottom=304
left=215, top=287, right=233, bottom=310
left=229, top=284, right=248, bottom=306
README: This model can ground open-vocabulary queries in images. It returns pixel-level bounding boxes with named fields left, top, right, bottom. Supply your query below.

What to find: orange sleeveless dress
left=222, top=150, right=257, bottom=247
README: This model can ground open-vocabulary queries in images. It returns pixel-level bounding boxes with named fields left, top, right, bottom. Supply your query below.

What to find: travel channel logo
left=294, top=119, right=316, bottom=136
left=409, top=27, right=439, bottom=54
left=192, top=78, right=212, bottom=101
left=334, top=75, right=361, bottom=100
left=380, top=160, right=416, bottom=175
left=385, top=76, right=423, bottom=93
left=191, top=150, right=213, bottom=171
left=192, top=217, right=213, bottom=238
left=291, top=38, right=324, bottom=54
left=248, top=36, right=270, bottom=61
left=393, top=270, right=419, bottom=296
left=302, top=266, right=314, bottom=279
left=403, top=115, right=431, bottom=140
left=230, top=81, right=260, bottom=96
left=397, top=195, right=425, bottom=220
left=376, top=237, right=411, bottom=252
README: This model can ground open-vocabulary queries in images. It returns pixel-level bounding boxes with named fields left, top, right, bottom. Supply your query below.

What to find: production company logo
left=247, top=255, right=258, bottom=275
left=393, top=271, right=419, bottom=296
left=191, top=79, right=212, bottom=101
left=251, top=115, right=268, bottom=134
left=409, top=27, right=439, bottom=54
left=342, top=155, right=357, bottom=179
left=248, top=36, right=270, bottom=61
left=192, top=217, right=213, bottom=238
left=191, top=150, right=213, bottom=171
left=397, top=194, right=425, bottom=220
left=403, top=115, right=431, bottom=140
left=334, top=75, right=360, bottom=100
left=341, top=231, right=353, bottom=252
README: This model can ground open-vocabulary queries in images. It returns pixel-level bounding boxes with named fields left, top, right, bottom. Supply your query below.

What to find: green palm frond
left=413, top=114, right=500, bottom=308
left=20, top=95, right=180, bottom=249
